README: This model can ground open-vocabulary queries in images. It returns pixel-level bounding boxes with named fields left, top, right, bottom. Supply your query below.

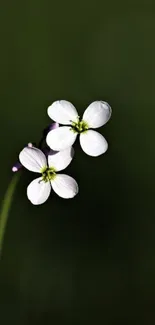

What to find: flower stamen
left=40, top=166, right=56, bottom=182
left=70, top=117, right=89, bottom=134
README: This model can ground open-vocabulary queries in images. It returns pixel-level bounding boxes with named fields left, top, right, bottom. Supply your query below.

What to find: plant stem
left=0, top=174, right=19, bottom=259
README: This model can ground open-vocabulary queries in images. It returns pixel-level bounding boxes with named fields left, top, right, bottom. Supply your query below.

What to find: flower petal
left=51, top=174, right=79, bottom=199
left=82, top=101, right=112, bottom=128
left=48, top=147, right=74, bottom=171
left=80, top=130, right=108, bottom=157
left=46, top=126, right=77, bottom=151
left=47, top=100, right=78, bottom=125
left=19, top=147, right=47, bottom=173
left=27, top=177, right=51, bottom=205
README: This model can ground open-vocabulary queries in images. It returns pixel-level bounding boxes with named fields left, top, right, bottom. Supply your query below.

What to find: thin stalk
left=0, top=174, right=19, bottom=258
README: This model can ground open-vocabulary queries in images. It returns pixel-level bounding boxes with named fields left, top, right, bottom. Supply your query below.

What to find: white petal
left=47, top=100, right=78, bottom=125
left=51, top=174, right=78, bottom=199
left=80, top=130, right=108, bottom=157
left=19, top=147, right=47, bottom=172
left=27, top=177, right=51, bottom=205
left=82, top=101, right=112, bottom=128
left=46, top=126, right=77, bottom=151
left=48, top=147, right=74, bottom=171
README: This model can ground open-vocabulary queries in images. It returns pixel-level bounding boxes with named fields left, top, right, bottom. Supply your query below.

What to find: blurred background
left=0, top=0, right=155, bottom=324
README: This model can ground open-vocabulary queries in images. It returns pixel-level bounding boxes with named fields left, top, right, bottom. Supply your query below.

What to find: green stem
left=0, top=174, right=20, bottom=259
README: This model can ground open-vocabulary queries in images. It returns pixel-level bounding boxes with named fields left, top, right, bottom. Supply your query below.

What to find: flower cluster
left=13, top=100, right=112, bottom=205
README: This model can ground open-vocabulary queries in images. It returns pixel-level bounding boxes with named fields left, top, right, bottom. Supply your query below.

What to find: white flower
left=19, top=146, right=79, bottom=205
left=46, top=100, right=112, bottom=157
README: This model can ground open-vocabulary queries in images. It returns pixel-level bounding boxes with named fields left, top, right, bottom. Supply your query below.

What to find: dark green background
left=0, top=1, right=155, bottom=324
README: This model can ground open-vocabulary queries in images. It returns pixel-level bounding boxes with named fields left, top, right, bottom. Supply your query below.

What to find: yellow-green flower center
left=41, top=166, right=56, bottom=182
left=71, top=118, right=89, bottom=134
